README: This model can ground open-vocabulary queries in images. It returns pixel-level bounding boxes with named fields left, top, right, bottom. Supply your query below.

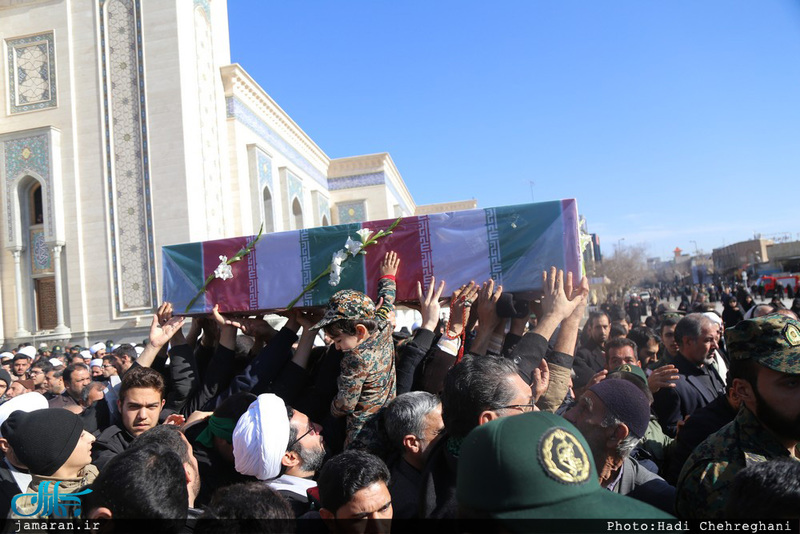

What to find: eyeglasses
left=498, top=403, right=537, bottom=413
left=288, top=425, right=318, bottom=448
left=102, top=364, right=115, bottom=369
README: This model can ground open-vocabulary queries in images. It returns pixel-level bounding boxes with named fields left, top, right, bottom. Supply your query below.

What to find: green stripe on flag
left=492, top=202, right=563, bottom=275
left=305, top=223, right=366, bottom=305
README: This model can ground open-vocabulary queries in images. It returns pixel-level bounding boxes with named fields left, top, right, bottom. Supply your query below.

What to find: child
left=313, top=251, right=399, bottom=448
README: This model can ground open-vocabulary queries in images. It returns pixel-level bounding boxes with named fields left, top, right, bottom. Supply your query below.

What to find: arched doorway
left=291, top=198, right=303, bottom=230
left=262, top=187, right=274, bottom=233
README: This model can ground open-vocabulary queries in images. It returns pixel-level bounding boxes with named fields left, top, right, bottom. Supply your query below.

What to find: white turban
left=0, top=352, right=13, bottom=361
left=89, top=343, right=106, bottom=355
left=134, top=346, right=144, bottom=356
left=232, top=394, right=290, bottom=481
left=703, top=312, right=723, bottom=325
left=0, top=392, right=48, bottom=437
left=48, top=358, right=64, bottom=368
left=18, top=346, right=36, bottom=358
left=80, top=350, right=91, bottom=360
left=90, top=359, right=103, bottom=368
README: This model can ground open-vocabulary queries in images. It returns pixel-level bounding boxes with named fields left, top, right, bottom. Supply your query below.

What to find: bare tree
left=598, top=244, right=650, bottom=298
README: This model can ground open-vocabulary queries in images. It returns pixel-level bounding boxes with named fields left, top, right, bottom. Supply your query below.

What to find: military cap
left=457, top=412, right=672, bottom=525
left=312, top=289, right=376, bottom=330
left=725, top=313, right=800, bottom=374
left=610, top=363, right=648, bottom=388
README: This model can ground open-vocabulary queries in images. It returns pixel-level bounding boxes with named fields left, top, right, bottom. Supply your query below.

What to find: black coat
left=652, top=354, right=725, bottom=438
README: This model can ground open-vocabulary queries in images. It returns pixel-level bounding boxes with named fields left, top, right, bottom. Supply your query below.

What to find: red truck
left=757, top=275, right=799, bottom=297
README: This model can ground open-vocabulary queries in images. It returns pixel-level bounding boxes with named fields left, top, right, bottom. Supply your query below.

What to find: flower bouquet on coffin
left=286, top=218, right=402, bottom=309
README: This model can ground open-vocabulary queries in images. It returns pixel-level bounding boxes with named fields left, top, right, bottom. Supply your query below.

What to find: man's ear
left=478, top=409, right=501, bottom=427
left=88, top=507, right=112, bottom=520
left=319, top=507, right=335, bottom=530
left=281, top=450, right=300, bottom=469
left=402, top=434, right=421, bottom=455
left=732, top=377, right=755, bottom=411
left=607, top=422, right=629, bottom=449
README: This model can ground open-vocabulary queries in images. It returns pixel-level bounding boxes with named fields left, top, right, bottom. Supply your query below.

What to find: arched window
left=262, top=187, right=274, bottom=233
left=321, top=214, right=329, bottom=227
left=291, top=198, right=303, bottom=230
left=30, top=183, right=43, bottom=226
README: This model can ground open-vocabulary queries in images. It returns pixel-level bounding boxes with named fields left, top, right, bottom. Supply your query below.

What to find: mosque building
left=0, top=0, right=468, bottom=346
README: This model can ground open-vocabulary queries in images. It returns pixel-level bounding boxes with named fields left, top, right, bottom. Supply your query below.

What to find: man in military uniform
left=675, top=314, right=800, bottom=519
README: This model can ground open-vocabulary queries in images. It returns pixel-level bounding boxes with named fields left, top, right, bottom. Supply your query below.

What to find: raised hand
left=418, top=277, right=446, bottom=331
left=380, top=251, right=400, bottom=277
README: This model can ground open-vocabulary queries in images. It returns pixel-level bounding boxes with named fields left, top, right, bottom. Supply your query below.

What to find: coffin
left=162, top=199, right=583, bottom=314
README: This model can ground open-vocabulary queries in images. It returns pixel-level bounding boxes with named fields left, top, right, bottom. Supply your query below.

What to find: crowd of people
left=0, top=252, right=798, bottom=533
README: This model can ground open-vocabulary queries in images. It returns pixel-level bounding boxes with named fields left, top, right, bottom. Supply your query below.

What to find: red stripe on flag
left=203, top=237, right=253, bottom=313
left=362, top=217, right=425, bottom=303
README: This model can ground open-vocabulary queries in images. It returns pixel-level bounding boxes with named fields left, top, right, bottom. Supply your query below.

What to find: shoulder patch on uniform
left=783, top=323, right=800, bottom=347
left=744, top=451, right=768, bottom=466
left=538, top=427, right=591, bottom=484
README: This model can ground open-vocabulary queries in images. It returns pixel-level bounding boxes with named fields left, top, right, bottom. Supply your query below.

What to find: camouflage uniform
left=314, top=279, right=397, bottom=448
left=675, top=314, right=800, bottom=519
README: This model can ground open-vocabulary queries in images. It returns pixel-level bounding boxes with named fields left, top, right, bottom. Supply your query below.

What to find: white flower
left=356, top=228, right=373, bottom=243
left=329, top=266, right=342, bottom=286
left=214, top=256, right=233, bottom=281
left=331, top=249, right=348, bottom=266
left=344, top=236, right=362, bottom=256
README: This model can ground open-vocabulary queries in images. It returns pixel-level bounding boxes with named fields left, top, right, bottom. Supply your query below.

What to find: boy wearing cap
left=3, top=409, right=97, bottom=519
left=676, top=314, right=800, bottom=519
left=312, top=251, right=399, bottom=448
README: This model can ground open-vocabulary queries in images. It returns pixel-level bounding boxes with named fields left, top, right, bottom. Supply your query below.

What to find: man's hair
left=729, top=358, right=760, bottom=391
left=31, top=360, right=53, bottom=374
left=131, top=425, right=190, bottom=465
left=383, top=391, right=440, bottom=451
left=324, top=318, right=378, bottom=337
left=63, top=363, right=89, bottom=386
left=674, top=313, right=707, bottom=345
left=588, top=311, right=609, bottom=328
left=113, top=343, right=137, bottom=362
left=605, top=337, right=638, bottom=361
left=627, top=327, right=660, bottom=351
left=725, top=459, right=800, bottom=518
left=119, top=366, right=165, bottom=403
left=317, top=450, right=390, bottom=515
left=659, top=314, right=681, bottom=334
left=47, top=368, right=63, bottom=379
left=609, top=323, right=628, bottom=339
left=608, top=308, right=629, bottom=323
left=81, top=382, right=105, bottom=405
left=195, top=482, right=294, bottom=534
left=85, top=445, right=188, bottom=529
left=442, top=354, right=519, bottom=439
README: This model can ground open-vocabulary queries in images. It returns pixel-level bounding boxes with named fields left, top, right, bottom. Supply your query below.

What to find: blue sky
left=228, top=1, right=800, bottom=261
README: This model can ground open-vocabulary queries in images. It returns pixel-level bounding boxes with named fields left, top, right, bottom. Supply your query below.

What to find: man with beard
left=676, top=314, right=800, bottom=519
left=652, top=314, right=726, bottom=437
left=232, top=393, right=326, bottom=517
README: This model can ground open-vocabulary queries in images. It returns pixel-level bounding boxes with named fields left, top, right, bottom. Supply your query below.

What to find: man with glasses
left=233, top=393, right=327, bottom=517
left=27, top=360, right=51, bottom=395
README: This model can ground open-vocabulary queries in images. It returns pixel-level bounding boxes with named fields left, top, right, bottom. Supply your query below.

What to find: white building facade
left=0, top=0, right=418, bottom=347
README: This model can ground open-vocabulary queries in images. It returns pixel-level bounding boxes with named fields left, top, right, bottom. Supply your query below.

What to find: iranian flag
left=162, top=199, right=582, bottom=314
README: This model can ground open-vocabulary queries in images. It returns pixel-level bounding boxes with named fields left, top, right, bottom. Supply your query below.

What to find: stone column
left=51, top=244, right=69, bottom=335
left=11, top=248, right=30, bottom=337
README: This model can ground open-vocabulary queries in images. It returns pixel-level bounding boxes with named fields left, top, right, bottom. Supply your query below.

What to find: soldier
left=675, top=314, right=800, bottom=519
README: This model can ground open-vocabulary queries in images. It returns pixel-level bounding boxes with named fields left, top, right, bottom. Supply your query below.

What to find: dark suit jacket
left=573, top=338, right=605, bottom=388
left=0, top=459, right=25, bottom=519
left=664, top=393, right=738, bottom=484
left=652, top=353, right=725, bottom=438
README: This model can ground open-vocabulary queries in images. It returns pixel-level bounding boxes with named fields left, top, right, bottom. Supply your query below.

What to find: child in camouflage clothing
left=312, top=251, right=399, bottom=448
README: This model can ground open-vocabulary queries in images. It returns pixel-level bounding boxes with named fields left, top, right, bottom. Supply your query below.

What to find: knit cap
left=588, top=379, right=650, bottom=438
left=3, top=409, right=84, bottom=476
